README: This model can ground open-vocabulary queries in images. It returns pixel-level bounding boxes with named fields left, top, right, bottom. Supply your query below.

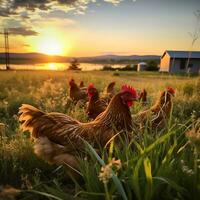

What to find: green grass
left=0, top=70, right=199, bottom=200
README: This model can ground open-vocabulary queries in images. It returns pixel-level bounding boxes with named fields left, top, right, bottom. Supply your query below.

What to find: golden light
left=48, top=63, right=58, bottom=70
left=29, top=28, right=71, bottom=56
left=38, top=37, right=63, bottom=55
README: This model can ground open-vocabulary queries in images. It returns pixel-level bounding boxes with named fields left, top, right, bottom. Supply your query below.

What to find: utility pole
left=4, top=28, right=10, bottom=70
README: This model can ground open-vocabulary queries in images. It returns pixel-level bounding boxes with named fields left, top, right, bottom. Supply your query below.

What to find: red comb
left=167, top=87, right=175, bottom=95
left=87, top=83, right=94, bottom=92
left=121, top=85, right=137, bottom=98
left=88, top=83, right=94, bottom=89
left=87, top=83, right=96, bottom=96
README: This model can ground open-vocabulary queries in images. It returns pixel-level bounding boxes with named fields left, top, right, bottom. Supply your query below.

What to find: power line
left=4, top=28, right=10, bottom=70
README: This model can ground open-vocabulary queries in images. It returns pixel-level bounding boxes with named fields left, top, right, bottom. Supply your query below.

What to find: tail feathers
left=19, top=104, right=44, bottom=137
left=34, top=137, right=78, bottom=168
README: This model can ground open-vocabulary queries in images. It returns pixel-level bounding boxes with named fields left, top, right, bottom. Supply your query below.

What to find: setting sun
left=39, top=38, right=63, bottom=55
left=48, top=63, right=58, bottom=70
left=27, top=28, right=71, bottom=56
left=37, top=35, right=66, bottom=56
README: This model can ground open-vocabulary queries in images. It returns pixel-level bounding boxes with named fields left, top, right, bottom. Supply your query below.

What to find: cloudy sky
left=0, top=0, right=200, bottom=56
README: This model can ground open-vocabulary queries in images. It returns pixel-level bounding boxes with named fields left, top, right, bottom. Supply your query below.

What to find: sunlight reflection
left=48, top=63, right=58, bottom=70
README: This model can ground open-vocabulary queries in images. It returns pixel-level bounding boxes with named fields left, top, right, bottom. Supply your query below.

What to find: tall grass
left=0, top=70, right=199, bottom=199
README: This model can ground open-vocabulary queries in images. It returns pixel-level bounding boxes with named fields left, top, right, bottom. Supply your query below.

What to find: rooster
left=69, top=79, right=88, bottom=102
left=138, top=89, right=147, bottom=105
left=86, top=83, right=107, bottom=119
left=133, top=87, right=175, bottom=130
left=19, top=85, right=137, bottom=168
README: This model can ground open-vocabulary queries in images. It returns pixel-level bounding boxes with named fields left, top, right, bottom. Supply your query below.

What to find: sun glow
left=37, top=36, right=65, bottom=55
left=39, top=38, right=63, bottom=55
left=30, top=28, right=71, bottom=56
left=48, top=63, right=58, bottom=70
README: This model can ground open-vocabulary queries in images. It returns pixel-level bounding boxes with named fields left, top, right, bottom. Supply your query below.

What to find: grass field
left=0, top=70, right=199, bottom=200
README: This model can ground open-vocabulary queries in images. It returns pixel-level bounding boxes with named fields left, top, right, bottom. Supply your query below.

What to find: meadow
left=0, top=70, right=199, bottom=200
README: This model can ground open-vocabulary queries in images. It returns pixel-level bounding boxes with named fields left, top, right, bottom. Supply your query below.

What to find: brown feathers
left=69, top=79, right=88, bottom=102
left=133, top=88, right=174, bottom=130
left=34, top=137, right=78, bottom=168
left=138, top=89, right=147, bottom=105
left=86, top=84, right=107, bottom=119
left=19, top=85, right=138, bottom=168
left=19, top=87, right=137, bottom=148
left=102, top=81, right=116, bottom=101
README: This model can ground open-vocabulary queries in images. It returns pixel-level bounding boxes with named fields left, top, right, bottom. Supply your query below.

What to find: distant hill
left=78, top=54, right=160, bottom=62
left=0, top=53, right=69, bottom=63
left=0, top=52, right=160, bottom=64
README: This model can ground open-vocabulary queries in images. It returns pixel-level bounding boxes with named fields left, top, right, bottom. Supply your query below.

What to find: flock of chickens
left=18, top=79, right=175, bottom=170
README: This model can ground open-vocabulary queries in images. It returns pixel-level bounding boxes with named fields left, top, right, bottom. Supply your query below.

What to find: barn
left=160, top=50, right=200, bottom=74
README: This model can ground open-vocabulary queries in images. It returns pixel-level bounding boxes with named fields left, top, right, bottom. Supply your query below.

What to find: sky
left=0, top=0, right=200, bottom=57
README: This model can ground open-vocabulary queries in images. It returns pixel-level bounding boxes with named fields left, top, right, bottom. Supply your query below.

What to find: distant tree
left=68, top=58, right=81, bottom=70
left=119, top=64, right=134, bottom=71
left=102, top=65, right=115, bottom=71
left=132, top=64, right=137, bottom=71
left=186, top=10, right=200, bottom=73
left=146, top=60, right=159, bottom=71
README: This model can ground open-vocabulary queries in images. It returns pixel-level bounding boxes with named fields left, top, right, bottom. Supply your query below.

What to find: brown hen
left=86, top=84, right=107, bottom=119
left=69, top=79, right=88, bottom=102
left=138, top=89, right=147, bottom=105
left=19, top=85, right=137, bottom=168
left=133, top=87, right=175, bottom=130
left=79, top=81, right=85, bottom=88
left=102, top=81, right=116, bottom=102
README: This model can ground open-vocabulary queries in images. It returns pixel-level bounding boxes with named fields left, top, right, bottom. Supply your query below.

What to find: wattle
left=127, top=101, right=133, bottom=107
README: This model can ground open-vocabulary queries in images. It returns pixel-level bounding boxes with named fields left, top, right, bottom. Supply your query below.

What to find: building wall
left=187, top=59, right=200, bottom=74
left=169, top=58, right=200, bottom=74
left=169, top=59, right=181, bottom=73
left=137, top=64, right=146, bottom=71
left=160, top=53, right=170, bottom=72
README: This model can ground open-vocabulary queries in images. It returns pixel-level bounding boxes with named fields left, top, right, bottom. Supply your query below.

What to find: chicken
left=106, top=81, right=116, bottom=96
left=19, top=85, right=137, bottom=168
left=133, top=87, right=175, bottom=130
left=86, top=83, right=107, bottom=119
left=79, top=81, right=85, bottom=88
left=69, top=79, right=88, bottom=102
left=102, top=81, right=116, bottom=101
left=138, top=89, right=147, bottom=105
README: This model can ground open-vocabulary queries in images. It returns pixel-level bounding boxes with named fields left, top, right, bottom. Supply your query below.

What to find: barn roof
left=162, top=50, right=200, bottom=59
left=138, top=62, right=147, bottom=65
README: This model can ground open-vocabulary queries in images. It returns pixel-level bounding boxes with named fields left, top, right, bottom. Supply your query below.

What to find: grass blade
left=143, top=157, right=152, bottom=200
left=132, top=157, right=143, bottom=200
left=84, top=140, right=128, bottom=200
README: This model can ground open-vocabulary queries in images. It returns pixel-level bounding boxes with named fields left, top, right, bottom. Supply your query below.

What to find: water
left=0, top=63, right=127, bottom=71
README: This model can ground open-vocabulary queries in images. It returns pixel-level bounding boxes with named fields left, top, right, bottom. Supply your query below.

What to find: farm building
left=160, top=50, right=200, bottom=74
left=137, top=62, right=147, bottom=71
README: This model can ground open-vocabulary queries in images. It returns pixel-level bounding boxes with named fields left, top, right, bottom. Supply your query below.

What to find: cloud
left=6, top=27, right=39, bottom=36
left=104, top=0, right=122, bottom=5
left=0, top=0, right=130, bottom=17
left=0, top=0, right=135, bottom=38
left=0, top=0, right=78, bottom=17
